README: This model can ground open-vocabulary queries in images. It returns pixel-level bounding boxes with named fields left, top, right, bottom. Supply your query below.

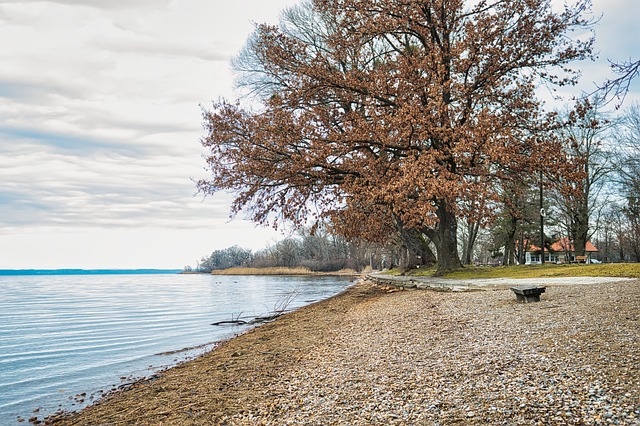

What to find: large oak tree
left=199, top=0, right=594, bottom=272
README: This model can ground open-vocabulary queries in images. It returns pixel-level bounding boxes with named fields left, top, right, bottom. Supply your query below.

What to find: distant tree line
left=196, top=227, right=399, bottom=273
left=197, top=245, right=253, bottom=272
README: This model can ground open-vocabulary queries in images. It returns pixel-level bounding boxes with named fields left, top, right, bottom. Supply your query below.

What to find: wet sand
left=49, top=278, right=639, bottom=425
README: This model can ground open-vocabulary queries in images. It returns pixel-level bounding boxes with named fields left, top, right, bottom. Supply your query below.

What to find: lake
left=0, top=273, right=354, bottom=424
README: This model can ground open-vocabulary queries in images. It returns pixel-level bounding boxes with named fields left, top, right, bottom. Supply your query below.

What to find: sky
left=1, top=0, right=639, bottom=269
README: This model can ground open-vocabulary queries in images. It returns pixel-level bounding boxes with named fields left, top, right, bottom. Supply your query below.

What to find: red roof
left=528, top=237, right=598, bottom=253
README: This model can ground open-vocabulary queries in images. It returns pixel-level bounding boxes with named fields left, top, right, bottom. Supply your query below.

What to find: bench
left=511, top=285, right=546, bottom=303
left=575, top=256, right=587, bottom=263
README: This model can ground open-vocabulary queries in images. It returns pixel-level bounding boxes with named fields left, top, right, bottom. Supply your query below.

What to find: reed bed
left=210, top=266, right=313, bottom=275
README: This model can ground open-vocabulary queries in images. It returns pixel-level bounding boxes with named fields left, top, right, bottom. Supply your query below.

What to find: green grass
left=393, top=263, right=640, bottom=279
left=443, top=263, right=640, bottom=279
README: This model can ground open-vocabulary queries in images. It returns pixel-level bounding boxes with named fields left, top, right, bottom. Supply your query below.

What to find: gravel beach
left=50, top=277, right=639, bottom=425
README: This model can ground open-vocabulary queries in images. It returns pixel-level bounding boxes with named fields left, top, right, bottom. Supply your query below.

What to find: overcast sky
left=1, top=0, right=639, bottom=269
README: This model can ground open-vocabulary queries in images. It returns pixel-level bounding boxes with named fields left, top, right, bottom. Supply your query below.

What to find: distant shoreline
left=203, top=267, right=360, bottom=276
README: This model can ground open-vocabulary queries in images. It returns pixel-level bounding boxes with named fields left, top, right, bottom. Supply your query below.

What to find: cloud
left=583, top=0, right=640, bottom=97
left=0, top=127, right=147, bottom=156
left=592, top=0, right=640, bottom=59
left=0, top=0, right=295, bottom=268
left=0, top=147, right=232, bottom=230
left=94, top=36, right=231, bottom=63
left=0, top=80, right=50, bottom=101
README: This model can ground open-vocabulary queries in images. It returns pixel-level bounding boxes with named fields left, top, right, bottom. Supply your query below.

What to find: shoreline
left=183, top=267, right=361, bottom=276
left=46, top=279, right=368, bottom=425
left=50, top=277, right=639, bottom=425
left=4, top=273, right=351, bottom=425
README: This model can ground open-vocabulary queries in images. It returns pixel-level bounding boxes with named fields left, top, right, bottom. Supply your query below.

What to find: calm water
left=0, top=273, right=353, bottom=424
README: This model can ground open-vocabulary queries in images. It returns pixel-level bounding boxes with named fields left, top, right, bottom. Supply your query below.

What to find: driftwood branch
left=211, top=313, right=284, bottom=326
left=212, top=289, right=299, bottom=326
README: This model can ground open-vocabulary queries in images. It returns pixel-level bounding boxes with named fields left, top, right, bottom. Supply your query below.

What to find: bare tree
left=596, top=59, right=640, bottom=108
left=613, top=103, right=640, bottom=260
left=199, top=245, right=253, bottom=272
left=552, top=98, right=615, bottom=256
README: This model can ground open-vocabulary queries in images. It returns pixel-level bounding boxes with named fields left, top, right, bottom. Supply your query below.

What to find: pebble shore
left=52, top=277, right=639, bottom=425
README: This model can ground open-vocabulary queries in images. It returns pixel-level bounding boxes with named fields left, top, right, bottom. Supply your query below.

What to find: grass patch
left=379, top=267, right=439, bottom=276
left=222, top=264, right=640, bottom=278
left=438, top=263, right=640, bottom=279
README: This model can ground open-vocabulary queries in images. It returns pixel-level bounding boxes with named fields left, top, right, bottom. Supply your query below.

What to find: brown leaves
left=199, top=0, right=595, bottom=259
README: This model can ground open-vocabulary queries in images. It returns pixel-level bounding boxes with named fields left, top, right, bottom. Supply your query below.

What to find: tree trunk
left=396, top=226, right=436, bottom=271
left=572, top=210, right=589, bottom=256
left=502, top=215, right=517, bottom=266
left=517, top=232, right=526, bottom=265
left=462, top=221, right=480, bottom=265
left=631, top=218, right=640, bottom=262
left=427, top=200, right=463, bottom=273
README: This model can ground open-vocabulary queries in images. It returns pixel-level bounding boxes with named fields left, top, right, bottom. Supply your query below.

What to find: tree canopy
left=199, top=0, right=595, bottom=272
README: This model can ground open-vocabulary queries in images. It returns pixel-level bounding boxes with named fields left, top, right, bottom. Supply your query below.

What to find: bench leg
left=514, top=293, right=542, bottom=303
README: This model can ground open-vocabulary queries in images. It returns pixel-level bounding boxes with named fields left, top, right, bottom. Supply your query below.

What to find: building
left=524, top=237, right=599, bottom=265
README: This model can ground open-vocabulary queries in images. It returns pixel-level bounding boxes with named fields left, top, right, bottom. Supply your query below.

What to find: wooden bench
left=511, top=285, right=546, bottom=303
left=575, top=255, right=587, bottom=263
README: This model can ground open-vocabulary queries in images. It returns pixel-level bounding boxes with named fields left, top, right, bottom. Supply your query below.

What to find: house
left=524, top=237, right=599, bottom=265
